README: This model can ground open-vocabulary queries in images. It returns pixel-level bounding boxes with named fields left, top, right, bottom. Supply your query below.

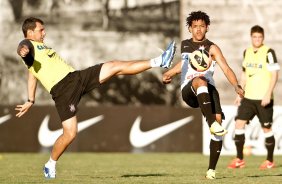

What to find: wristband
left=27, top=99, right=35, bottom=104
left=235, top=85, right=242, bottom=89
left=238, top=85, right=243, bottom=89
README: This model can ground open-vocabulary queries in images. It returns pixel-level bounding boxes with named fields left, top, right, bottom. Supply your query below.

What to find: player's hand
left=162, top=74, right=172, bottom=84
left=261, top=95, right=271, bottom=107
left=18, top=45, right=30, bottom=57
left=15, top=102, right=33, bottom=118
left=234, top=95, right=242, bottom=106
left=235, top=85, right=244, bottom=98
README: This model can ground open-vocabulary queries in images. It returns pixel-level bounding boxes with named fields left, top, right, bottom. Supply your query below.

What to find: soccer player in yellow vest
left=228, top=25, right=280, bottom=169
left=15, top=17, right=175, bottom=179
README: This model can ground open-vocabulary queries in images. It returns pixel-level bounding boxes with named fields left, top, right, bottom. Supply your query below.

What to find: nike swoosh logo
left=38, top=115, right=104, bottom=147
left=267, top=164, right=274, bottom=169
left=214, top=130, right=224, bottom=134
left=0, top=114, right=11, bottom=125
left=47, top=53, right=55, bottom=58
left=203, top=102, right=211, bottom=105
left=129, top=116, right=194, bottom=148
left=248, top=73, right=256, bottom=77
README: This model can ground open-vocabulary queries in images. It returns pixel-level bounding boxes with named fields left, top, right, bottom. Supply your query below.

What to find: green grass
left=0, top=153, right=281, bottom=184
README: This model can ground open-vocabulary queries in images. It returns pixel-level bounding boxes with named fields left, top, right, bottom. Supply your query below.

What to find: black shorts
left=235, top=98, right=273, bottom=128
left=181, top=80, right=223, bottom=115
left=50, top=63, right=103, bottom=121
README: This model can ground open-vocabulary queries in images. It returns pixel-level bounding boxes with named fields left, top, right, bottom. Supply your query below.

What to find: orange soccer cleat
left=259, top=160, right=275, bottom=170
left=227, top=158, right=245, bottom=169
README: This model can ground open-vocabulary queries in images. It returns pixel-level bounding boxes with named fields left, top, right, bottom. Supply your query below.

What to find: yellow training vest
left=25, top=41, right=75, bottom=92
left=243, top=45, right=272, bottom=100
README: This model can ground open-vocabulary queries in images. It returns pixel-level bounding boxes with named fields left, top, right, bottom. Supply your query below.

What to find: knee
left=263, top=128, right=273, bottom=136
left=99, top=60, right=122, bottom=83
left=69, top=131, right=77, bottom=141
left=64, top=130, right=77, bottom=142
left=215, top=114, right=222, bottom=123
left=193, top=77, right=208, bottom=87
left=106, top=60, right=122, bottom=68
left=235, top=120, right=246, bottom=129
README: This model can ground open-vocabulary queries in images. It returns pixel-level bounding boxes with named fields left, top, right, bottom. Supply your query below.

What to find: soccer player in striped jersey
left=162, top=11, right=244, bottom=179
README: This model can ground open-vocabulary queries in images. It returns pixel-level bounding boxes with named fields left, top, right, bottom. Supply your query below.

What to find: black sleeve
left=18, top=39, right=34, bottom=68
left=243, top=49, right=246, bottom=59
left=242, top=49, right=246, bottom=71
left=266, top=48, right=278, bottom=64
left=180, top=39, right=191, bottom=53
left=180, top=40, right=186, bottom=53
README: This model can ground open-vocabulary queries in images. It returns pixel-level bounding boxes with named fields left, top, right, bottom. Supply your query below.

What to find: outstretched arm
left=15, top=71, right=37, bottom=117
left=162, top=61, right=182, bottom=84
left=210, top=44, right=244, bottom=98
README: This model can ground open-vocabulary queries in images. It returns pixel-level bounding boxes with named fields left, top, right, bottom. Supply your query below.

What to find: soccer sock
left=196, top=86, right=215, bottom=127
left=150, top=56, right=162, bottom=67
left=234, top=129, right=245, bottom=160
left=208, top=136, right=223, bottom=170
left=46, top=157, right=57, bottom=168
left=264, top=131, right=275, bottom=162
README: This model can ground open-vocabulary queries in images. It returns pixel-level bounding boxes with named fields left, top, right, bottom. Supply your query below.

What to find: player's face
left=251, top=32, right=264, bottom=49
left=189, top=20, right=208, bottom=42
left=28, top=22, right=46, bottom=43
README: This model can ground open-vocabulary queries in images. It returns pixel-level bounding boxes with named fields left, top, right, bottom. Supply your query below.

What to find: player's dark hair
left=250, top=25, right=264, bottom=36
left=186, top=11, right=210, bottom=27
left=22, top=17, right=44, bottom=37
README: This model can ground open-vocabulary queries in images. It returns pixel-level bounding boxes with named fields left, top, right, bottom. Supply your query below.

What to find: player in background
left=227, top=25, right=280, bottom=169
left=15, top=17, right=176, bottom=179
left=162, top=11, right=244, bottom=179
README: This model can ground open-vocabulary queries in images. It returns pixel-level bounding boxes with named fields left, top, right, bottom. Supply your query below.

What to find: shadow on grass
left=210, top=176, right=237, bottom=180
left=247, top=164, right=282, bottom=178
left=248, top=173, right=282, bottom=178
left=275, top=164, right=282, bottom=168
left=121, top=173, right=169, bottom=178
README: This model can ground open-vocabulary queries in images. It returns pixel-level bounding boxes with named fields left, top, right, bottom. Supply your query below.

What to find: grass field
left=0, top=153, right=281, bottom=184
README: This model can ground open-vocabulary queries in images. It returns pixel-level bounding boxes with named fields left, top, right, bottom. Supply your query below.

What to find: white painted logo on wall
left=0, top=114, right=11, bottom=125
left=130, top=116, right=194, bottom=148
left=38, top=115, right=104, bottom=147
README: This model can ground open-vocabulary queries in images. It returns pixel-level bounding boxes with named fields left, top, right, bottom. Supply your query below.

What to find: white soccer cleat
left=43, top=165, right=56, bottom=179
left=205, top=169, right=216, bottom=179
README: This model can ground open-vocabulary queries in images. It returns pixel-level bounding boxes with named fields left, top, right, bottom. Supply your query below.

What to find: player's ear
left=206, top=26, right=209, bottom=32
left=27, top=29, right=33, bottom=37
left=188, top=26, right=192, bottom=33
